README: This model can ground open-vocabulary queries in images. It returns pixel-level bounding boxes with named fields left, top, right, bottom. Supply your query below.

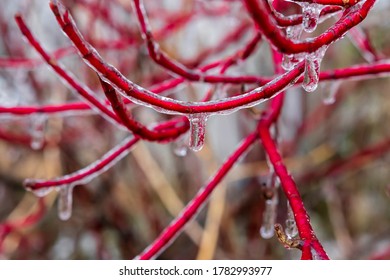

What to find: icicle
left=321, top=81, right=341, bottom=105
left=285, top=201, right=298, bottom=239
left=29, top=114, right=47, bottom=150
left=301, top=3, right=323, bottom=33
left=302, top=58, right=319, bottom=92
left=188, top=114, right=208, bottom=152
left=260, top=193, right=278, bottom=239
left=57, top=185, right=74, bottom=221
left=260, top=162, right=280, bottom=239
left=282, top=25, right=304, bottom=71
left=302, top=45, right=328, bottom=92
left=173, top=134, right=188, bottom=157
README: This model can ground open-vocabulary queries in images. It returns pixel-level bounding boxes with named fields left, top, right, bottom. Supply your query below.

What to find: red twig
left=15, top=14, right=121, bottom=126
left=244, top=0, right=376, bottom=54
left=49, top=1, right=303, bottom=115
left=259, top=122, right=329, bottom=259
left=24, top=136, right=139, bottom=191
left=137, top=132, right=258, bottom=259
left=99, top=79, right=188, bottom=141
left=291, top=0, right=361, bottom=6
left=0, top=198, right=46, bottom=253
left=0, top=46, right=74, bottom=68
left=264, top=1, right=342, bottom=27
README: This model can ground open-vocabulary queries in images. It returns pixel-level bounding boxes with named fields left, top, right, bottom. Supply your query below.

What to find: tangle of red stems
left=0, top=0, right=388, bottom=260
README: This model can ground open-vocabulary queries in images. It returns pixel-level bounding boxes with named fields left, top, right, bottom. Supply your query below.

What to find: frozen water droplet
left=302, top=58, right=319, bottom=92
left=302, top=46, right=328, bottom=93
left=285, top=202, right=298, bottom=239
left=260, top=194, right=278, bottom=239
left=57, top=185, right=74, bottom=221
left=173, top=134, right=188, bottom=157
left=321, top=81, right=341, bottom=105
left=282, top=55, right=295, bottom=71
left=301, top=3, right=323, bottom=33
left=29, top=114, right=47, bottom=150
left=188, top=114, right=208, bottom=152
left=281, top=54, right=294, bottom=71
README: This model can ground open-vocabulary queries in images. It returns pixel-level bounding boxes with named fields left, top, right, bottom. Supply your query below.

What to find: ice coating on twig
left=301, top=3, right=323, bottom=33
left=348, top=26, right=378, bottom=63
left=16, top=0, right=375, bottom=260
left=282, top=25, right=304, bottom=71
left=31, top=187, right=53, bottom=198
left=24, top=136, right=138, bottom=191
left=49, top=0, right=305, bottom=116
left=311, top=246, right=325, bottom=260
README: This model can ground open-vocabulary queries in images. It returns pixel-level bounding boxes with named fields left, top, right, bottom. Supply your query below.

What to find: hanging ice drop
left=302, top=58, right=319, bottom=92
left=260, top=194, right=278, bottom=239
left=57, top=185, right=74, bottom=221
left=188, top=114, right=208, bottom=152
left=30, top=114, right=47, bottom=150
left=302, top=46, right=328, bottom=93
left=321, top=81, right=341, bottom=105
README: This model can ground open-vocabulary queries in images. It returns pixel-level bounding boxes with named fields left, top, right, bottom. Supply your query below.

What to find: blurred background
left=1, top=0, right=390, bottom=259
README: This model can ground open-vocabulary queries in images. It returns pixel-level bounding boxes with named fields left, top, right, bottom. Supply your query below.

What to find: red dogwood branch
left=264, top=1, right=342, bottom=27
left=244, top=0, right=376, bottom=54
left=15, top=15, right=121, bottom=126
left=0, top=198, right=46, bottom=253
left=49, top=1, right=304, bottom=115
left=258, top=122, right=329, bottom=259
left=291, top=0, right=361, bottom=6
left=136, top=132, right=258, bottom=259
